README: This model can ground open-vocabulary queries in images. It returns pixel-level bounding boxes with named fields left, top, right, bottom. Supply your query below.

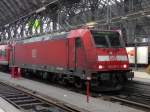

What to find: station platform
left=0, top=72, right=143, bottom=112
left=134, top=71, right=150, bottom=83
left=0, top=97, right=21, bottom=112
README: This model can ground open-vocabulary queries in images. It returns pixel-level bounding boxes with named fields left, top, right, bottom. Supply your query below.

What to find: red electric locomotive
left=0, top=44, right=10, bottom=71
left=8, top=28, right=133, bottom=91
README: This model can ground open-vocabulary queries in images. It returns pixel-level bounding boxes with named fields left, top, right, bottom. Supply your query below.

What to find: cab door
left=75, top=37, right=86, bottom=70
left=68, top=37, right=85, bottom=71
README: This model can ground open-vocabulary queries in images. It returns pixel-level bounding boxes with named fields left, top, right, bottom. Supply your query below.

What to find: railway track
left=0, top=81, right=85, bottom=112
left=1, top=72, right=150, bottom=111
left=23, top=74, right=150, bottom=111
left=109, top=81, right=150, bottom=111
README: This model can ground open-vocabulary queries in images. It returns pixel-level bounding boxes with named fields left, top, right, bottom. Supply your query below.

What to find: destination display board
left=126, top=46, right=148, bottom=64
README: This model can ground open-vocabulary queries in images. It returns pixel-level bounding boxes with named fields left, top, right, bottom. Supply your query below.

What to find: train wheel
left=74, top=78, right=84, bottom=89
left=50, top=74, right=57, bottom=83
left=42, top=72, right=48, bottom=80
left=58, top=78, right=67, bottom=85
left=110, top=74, right=118, bottom=87
left=118, top=76, right=125, bottom=84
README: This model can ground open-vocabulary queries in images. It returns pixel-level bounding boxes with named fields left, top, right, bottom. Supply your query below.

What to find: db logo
left=109, top=56, right=116, bottom=61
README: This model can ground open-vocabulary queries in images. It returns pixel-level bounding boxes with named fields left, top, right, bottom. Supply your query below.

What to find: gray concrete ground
left=134, top=71, right=150, bottom=83
left=0, top=72, right=145, bottom=112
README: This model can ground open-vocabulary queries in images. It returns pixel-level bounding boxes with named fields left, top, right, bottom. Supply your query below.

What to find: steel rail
left=111, top=96, right=150, bottom=110
left=0, top=81, right=87, bottom=112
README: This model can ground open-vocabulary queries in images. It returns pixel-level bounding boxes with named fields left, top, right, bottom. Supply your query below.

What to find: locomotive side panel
left=81, top=30, right=97, bottom=71
left=14, top=39, right=68, bottom=71
left=67, top=29, right=97, bottom=72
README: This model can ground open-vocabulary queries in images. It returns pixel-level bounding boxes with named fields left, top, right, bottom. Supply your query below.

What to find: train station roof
left=0, top=0, right=124, bottom=26
left=0, top=0, right=57, bottom=26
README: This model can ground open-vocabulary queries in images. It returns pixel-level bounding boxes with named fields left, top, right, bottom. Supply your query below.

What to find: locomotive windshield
left=91, top=30, right=123, bottom=48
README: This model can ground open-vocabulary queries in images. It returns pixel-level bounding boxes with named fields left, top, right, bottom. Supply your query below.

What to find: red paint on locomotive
left=0, top=28, right=134, bottom=91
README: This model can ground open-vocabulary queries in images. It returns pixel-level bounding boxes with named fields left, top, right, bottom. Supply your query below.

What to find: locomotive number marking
left=109, top=56, right=116, bottom=61
left=32, top=49, right=37, bottom=58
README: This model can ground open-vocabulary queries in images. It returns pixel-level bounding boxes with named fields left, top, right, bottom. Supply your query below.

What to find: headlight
left=123, top=64, right=127, bottom=68
left=98, top=65, right=103, bottom=69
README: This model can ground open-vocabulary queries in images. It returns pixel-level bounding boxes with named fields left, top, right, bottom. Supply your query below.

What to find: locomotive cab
left=91, top=30, right=129, bottom=71
left=68, top=29, right=133, bottom=91
left=86, top=30, right=134, bottom=91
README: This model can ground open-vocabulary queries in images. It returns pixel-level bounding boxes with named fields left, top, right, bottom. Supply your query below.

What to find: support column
left=11, top=67, right=21, bottom=79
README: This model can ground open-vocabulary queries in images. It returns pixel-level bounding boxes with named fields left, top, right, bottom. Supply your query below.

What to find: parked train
left=0, top=28, right=134, bottom=91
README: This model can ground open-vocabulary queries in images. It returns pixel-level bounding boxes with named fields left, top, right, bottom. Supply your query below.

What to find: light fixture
left=146, top=15, right=150, bottom=17
left=121, top=16, right=128, bottom=20
left=36, top=7, right=46, bottom=13
left=85, top=21, right=97, bottom=28
left=123, top=64, right=127, bottom=69
left=4, top=24, right=9, bottom=27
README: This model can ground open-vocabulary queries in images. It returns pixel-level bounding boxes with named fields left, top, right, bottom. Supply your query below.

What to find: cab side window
left=0, top=50, right=6, bottom=57
left=0, top=50, right=1, bottom=56
left=75, top=37, right=82, bottom=48
left=2, top=50, right=6, bottom=56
